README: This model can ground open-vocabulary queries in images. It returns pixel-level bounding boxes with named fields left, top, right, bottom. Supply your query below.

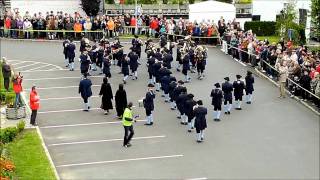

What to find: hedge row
left=0, top=121, right=25, bottom=144
left=244, top=21, right=276, bottom=36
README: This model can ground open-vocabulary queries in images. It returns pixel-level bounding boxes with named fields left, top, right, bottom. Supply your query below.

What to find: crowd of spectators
left=0, top=10, right=238, bottom=44
left=223, top=29, right=320, bottom=109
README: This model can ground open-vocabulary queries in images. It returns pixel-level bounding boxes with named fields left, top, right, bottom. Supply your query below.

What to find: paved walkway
left=1, top=39, right=319, bottom=179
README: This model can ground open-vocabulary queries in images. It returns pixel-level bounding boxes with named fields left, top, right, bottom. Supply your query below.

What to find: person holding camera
left=13, top=73, right=23, bottom=108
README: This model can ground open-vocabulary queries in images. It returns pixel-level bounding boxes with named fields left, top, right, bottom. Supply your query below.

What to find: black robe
left=115, top=89, right=127, bottom=117
left=99, top=83, right=113, bottom=110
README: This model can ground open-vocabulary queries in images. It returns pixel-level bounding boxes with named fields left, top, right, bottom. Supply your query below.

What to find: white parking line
left=41, top=96, right=99, bottom=101
left=25, top=84, right=101, bottom=90
left=48, top=135, right=166, bottom=146
left=21, top=68, right=71, bottom=72
left=24, top=76, right=102, bottom=81
left=12, top=61, right=29, bottom=66
left=56, top=154, right=184, bottom=168
left=38, top=108, right=100, bottom=114
left=185, top=178, right=208, bottom=180
left=15, top=62, right=41, bottom=69
left=40, top=120, right=146, bottom=129
left=25, top=64, right=52, bottom=71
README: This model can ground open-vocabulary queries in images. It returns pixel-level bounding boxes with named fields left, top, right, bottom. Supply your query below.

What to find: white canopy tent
left=189, top=0, right=236, bottom=25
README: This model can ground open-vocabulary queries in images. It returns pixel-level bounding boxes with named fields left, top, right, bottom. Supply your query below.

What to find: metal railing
left=222, top=41, right=320, bottom=104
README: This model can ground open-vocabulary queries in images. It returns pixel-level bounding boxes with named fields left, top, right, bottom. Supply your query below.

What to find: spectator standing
left=23, top=18, right=32, bottom=39
left=277, top=61, right=288, bottom=98
left=0, top=16, right=4, bottom=37
left=13, top=73, right=23, bottom=108
left=29, top=86, right=40, bottom=126
left=300, top=70, right=312, bottom=101
left=2, top=58, right=11, bottom=91
left=107, top=18, right=114, bottom=38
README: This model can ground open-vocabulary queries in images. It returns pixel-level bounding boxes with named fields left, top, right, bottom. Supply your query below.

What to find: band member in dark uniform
left=233, top=74, right=245, bottom=110
left=143, top=84, right=156, bottom=126
left=163, top=49, right=173, bottom=69
left=185, top=94, right=196, bottom=132
left=131, top=35, right=142, bottom=59
left=102, top=55, right=112, bottom=78
left=245, top=71, right=255, bottom=104
left=193, top=100, right=207, bottom=143
left=147, top=56, right=156, bottom=84
left=222, top=77, right=233, bottom=114
left=63, top=38, right=70, bottom=67
left=210, top=83, right=223, bottom=121
left=128, top=49, right=139, bottom=80
left=66, top=39, right=76, bottom=71
left=79, top=49, right=91, bottom=77
left=122, top=54, right=130, bottom=84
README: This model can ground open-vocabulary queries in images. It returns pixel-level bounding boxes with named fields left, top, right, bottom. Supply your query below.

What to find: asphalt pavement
left=1, top=39, right=319, bottom=179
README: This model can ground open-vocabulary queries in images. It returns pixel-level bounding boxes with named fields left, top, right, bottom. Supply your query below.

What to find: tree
left=311, top=0, right=320, bottom=41
left=80, top=0, right=101, bottom=16
left=276, top=1, right=297, bottom=37
left=276, top=0, right=306, bottom=44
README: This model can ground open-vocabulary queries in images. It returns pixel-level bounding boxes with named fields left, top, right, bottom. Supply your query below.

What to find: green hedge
left=0, top=120, right=26, bottom=144
left=244, top=21, right=276, bottom=36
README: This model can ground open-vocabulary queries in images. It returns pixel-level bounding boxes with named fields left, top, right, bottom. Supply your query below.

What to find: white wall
left=10, top=0, right=86, bottom=16
left=252, top=0, right=311, bottom=21
left=189, top=12, right=236, bottom=25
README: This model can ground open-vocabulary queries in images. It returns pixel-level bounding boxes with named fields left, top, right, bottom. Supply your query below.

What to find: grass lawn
left=257, top=36, right=280, bottom=44
left=6, top=129, right=56, bottom=180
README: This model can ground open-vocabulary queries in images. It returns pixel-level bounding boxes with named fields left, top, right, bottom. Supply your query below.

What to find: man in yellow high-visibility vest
left=122, top=102, right=135, bottom=147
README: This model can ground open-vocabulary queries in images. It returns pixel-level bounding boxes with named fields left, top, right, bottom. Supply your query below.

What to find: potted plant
left=5, top=93, right=26, bottom=120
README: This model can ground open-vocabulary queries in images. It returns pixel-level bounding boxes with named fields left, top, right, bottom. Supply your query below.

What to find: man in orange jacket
left=29, top=85, right=40, bottom=126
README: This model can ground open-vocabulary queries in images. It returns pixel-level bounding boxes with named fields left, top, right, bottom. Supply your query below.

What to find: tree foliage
left=276, top=1, right=306, bottom=44
left=311, top=0, right=320, bottom=40
left=80, top=0, right=101, bottom=16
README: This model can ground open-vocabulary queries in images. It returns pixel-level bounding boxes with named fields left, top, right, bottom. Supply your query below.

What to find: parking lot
left=1, top=39, right=319, bottom=179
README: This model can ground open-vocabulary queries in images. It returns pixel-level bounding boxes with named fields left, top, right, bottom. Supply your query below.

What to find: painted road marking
left=40, top=96, right=99, bottom=101
left=12, top=61, right=29, bottom=66
left=7, top=59, right=63, bottom=70
left=38, top=108, right=101, bottom=114
left=185, top=178, right=208, bottom=180
left=15, top=62, right=41, bottom=69
left=56, top=154, right=184, bottom=168
left=25, top=64, right=52, bottom=71
left=48, top=135, right=166, bottom=146
left=24, top=76, right=103, bottom=81
left=25, top=84, right=101, bottom=90
left=40, top=120, right=146, bottom=129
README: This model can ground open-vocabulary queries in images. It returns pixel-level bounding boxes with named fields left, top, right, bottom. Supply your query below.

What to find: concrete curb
left=254, top=68, right=320, bottom=116
left=20, top=92, right=60, bottom=180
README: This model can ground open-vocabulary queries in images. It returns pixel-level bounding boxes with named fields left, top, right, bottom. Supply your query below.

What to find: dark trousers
left=30, top=110, right=38, bottom=125
left=123, top=125, right=134, bottom=146
left=145, top=109, right=151, bottom=116
left=4, top=77, right=10, bottom=91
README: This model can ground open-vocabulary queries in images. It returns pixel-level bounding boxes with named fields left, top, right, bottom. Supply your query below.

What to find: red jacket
left=130, top=18, right=136, bottom=26
left=30, top=90, right=40, bottom=110
left=13, top=77, right=23, bottom=93
left=5, top=18, right=11, bottom=29
left=150, top=20, right=158, bottom=30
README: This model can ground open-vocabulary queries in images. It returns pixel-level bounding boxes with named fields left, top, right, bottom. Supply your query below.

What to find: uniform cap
left=214, top=83, right=220, bottom=88
left=236, top=74, right=242, bottom=79
left=224, top=77, right=230, bottom=81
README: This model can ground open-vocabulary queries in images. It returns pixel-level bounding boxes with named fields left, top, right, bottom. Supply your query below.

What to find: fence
left=0, top=26, right=222, bottom=45
left=222, top=40, right=320, bottom=111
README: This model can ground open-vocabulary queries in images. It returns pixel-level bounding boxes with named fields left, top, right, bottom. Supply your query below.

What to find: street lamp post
left=135, top=0, right=138, bottom=35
